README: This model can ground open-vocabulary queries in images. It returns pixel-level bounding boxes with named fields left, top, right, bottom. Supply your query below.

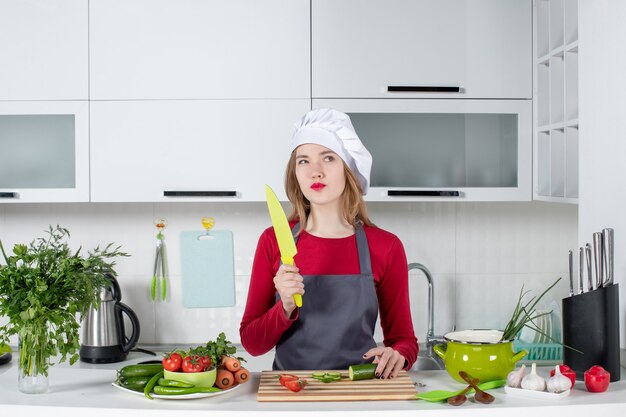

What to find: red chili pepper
left=284, top=378, right=307, bottom=392
left=584, top=365, right=610, bottom=393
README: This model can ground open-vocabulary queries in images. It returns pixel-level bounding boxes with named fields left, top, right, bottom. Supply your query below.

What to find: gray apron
left=273, top=223, right=378, bottom=370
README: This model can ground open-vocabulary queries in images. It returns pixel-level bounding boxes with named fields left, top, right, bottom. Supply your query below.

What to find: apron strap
left=292, top=221, right=373, bottom=275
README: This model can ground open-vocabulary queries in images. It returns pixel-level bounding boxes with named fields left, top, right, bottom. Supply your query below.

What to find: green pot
left=433, top=330, right=527, bottom=383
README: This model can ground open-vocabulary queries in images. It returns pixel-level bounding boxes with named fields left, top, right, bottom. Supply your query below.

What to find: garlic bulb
left=506, top=364, right=526, bottom=388
left=547, top=364, right=572, bottom=393
left=521, top=363, right=546, bottom=391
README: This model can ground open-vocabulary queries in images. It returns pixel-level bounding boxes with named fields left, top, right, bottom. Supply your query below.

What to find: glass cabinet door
left=313, top=99, right=531, bottom=201
left=0, top=101, right=89, bottom=202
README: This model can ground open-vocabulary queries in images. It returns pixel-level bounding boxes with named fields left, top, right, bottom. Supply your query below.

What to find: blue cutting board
left=180, top=230, right=235, bottom=308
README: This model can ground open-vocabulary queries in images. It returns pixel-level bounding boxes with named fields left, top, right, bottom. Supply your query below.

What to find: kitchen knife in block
left=180, top=230, right=235, bottom=308
left=264, top=184, right=301, bottom=307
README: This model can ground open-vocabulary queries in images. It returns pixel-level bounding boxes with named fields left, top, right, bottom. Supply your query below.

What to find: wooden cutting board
left=257, top=370, right=417, bottom=402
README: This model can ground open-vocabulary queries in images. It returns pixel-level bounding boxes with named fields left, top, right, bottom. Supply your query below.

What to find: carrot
left=233, top=367, right=250, bottom=384
left=215, top=368, right=234, bottom=389
left=220, top=355, right=241, bottom=372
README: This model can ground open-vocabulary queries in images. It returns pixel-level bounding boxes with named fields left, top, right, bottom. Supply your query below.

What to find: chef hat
left=291, top=108, right=372, bottom=195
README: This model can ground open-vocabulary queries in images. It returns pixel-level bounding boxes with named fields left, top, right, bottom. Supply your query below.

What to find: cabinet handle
left=387, top=190, right=460, bottom=197
left=387, top=86, right=461, bottom=93
left=163, top=191, right=237, bottom=197
left=0, top=192, right=18, bottom=198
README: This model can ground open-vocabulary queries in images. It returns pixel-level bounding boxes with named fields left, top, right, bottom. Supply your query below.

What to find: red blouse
left=239, top=223, right=418, bottom=369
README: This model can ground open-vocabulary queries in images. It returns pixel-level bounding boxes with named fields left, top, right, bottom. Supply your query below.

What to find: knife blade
left=602, top=228, right=614, bottom=287
left=264, top=184, right=302, bottom=307
left=593, top=232, right=604, bottom=290
left=578, top=247, right=584, bottom=294
left=568, top=249, right=574, bottom=296
left=585, top=243, right=593, bottom=292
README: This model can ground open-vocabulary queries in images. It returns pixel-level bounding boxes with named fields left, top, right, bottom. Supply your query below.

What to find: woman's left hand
left=362, top=347, right=406, bottom=379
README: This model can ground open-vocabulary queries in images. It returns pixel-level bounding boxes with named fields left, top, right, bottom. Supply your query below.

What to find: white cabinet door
left=0, top=101, right=89, bottom=202
left=0, top=0, right=88, bottom=100
left=90, top=100, right=311, bottom=202
left=313, top=0, right=531, bottom=99
left=90, top=0, right=310, bottom=100
left=313, top=99, right=532, bottom=201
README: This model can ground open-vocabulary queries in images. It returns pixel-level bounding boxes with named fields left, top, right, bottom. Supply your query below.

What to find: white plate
left=504, top=385, right=570, bottom=400
left=112, top=382, right=241, bottom=400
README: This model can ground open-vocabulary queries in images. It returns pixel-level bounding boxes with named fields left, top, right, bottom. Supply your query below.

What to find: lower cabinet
left=89, top=100, right=311, bottom=202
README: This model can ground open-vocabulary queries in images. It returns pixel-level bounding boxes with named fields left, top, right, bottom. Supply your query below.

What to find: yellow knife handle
left=281, top=256, right=302, bottom=307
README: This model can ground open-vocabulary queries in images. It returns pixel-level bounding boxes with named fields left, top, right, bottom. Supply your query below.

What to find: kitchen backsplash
left=0, top=201, right=577, bottom=348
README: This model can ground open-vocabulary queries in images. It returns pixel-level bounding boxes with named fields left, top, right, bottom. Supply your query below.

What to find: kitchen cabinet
left=0, top=0, right=88, bottom=100
left=90, top=100, right=311, bottom=202
left=89, top=0, right=310, bottom=100
left=312, top=0, right=532, bottom=99
left=0, top=101, right=90, bottom=203
left=313, top=99, right=532, bottom=201
left=534, top=0, right=579, bottom=203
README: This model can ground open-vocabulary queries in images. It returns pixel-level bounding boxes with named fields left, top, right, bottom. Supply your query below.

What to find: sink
left=412, top=355, right=444, bottom=371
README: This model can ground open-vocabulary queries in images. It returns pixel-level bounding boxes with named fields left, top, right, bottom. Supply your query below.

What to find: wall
left=579, top=1, right=626, bottom=351
left=0, top=201, right=577, bottom=349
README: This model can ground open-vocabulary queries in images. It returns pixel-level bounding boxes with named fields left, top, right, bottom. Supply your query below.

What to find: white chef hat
left=291, top=108, right=372, bottom=195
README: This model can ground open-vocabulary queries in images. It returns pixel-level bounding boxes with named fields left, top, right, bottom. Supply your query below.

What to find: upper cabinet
left=89, top=0, right=310, bottom=100
left=533, top=0, right=578, bottom=203
left=314, top=99, right=532, bottom=201
left=312, top=0, right=532, bottom=99
left=0, top=101, right=90, bottom=203
left=90, top=99, right=310, bottom=202
left=0, top=0, right=88, bottom=100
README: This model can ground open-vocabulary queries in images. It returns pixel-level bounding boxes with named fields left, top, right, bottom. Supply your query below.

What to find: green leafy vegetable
left=501, top=277, right=561, bottom=343
left=0, top=225, right=129, bottom=377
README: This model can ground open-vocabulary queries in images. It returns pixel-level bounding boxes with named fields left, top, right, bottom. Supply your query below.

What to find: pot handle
left=511, top=349, right=528, bottom=364
left=433, top=343, right=447, bottom=360
left=116, top=302, right=141, bottom=353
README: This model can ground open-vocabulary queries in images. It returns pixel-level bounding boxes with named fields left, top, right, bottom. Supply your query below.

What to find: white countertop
left=1, top=349, right=625, bottom=417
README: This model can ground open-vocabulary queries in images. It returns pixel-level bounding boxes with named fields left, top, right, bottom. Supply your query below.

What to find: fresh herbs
left=204, top=332, right=244, bottom=367
left=0, top=225, right=128, bottom=376
left=501, top=277, right=561, bottom=342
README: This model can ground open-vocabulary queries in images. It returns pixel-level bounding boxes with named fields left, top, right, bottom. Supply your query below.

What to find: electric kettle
left=80, top=273, right=140, bottom=363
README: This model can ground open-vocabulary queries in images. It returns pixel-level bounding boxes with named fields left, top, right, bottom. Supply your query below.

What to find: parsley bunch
left=0, top=225, right=129, bottom=376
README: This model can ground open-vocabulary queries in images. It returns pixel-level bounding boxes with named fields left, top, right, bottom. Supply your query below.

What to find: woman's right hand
left=273, top=264, right=304, bottom=318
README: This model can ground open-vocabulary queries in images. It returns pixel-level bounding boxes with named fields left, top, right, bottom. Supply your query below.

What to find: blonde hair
left=284, top=150, right=374, bottom=234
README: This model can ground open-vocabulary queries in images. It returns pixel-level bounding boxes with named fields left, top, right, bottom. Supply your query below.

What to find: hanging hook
left=199, top=217, right=215, bottom=240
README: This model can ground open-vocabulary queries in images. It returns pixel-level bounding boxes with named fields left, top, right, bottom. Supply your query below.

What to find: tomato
left=198, top=355, right=212, bottom=370
left=584, top=365, right=610, bottom=393
left=182, top=355, right=206, bottom=373
left=550, top=364, right=576, bottom=389
left=284, top=379, right=307, bottom=392
left=278, top=374, right=299, bottom=387
left=162, top=352, right=182, bottom=372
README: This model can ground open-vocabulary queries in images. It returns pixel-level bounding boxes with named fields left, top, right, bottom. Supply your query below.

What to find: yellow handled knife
left=264, top=184, right=302, bottom=307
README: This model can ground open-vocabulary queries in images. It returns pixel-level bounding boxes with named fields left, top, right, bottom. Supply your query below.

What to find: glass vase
left=18, top=324, right=49, bottom=394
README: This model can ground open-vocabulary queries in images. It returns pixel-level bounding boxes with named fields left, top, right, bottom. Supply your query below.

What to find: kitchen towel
left=180, top=230, right=235, bottom=308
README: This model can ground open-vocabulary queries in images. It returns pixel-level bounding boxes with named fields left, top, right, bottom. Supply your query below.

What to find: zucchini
left=348, top=363, right=377, bottom=381
left=118, top=364, right=164, bottom=378
left=311, top=371, right=342, bottom=383
left=117, top=376, right=152, bottom=392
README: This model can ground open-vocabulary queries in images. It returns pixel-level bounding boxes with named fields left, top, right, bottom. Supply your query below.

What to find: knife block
left=562, top=283, right=620, bottom=382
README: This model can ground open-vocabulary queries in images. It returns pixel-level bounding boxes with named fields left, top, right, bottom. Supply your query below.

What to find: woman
left=240, top=108, right=418, bottom=379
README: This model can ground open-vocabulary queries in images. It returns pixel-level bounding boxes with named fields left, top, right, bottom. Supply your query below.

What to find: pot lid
left=444, top=329, right=508, bottom=344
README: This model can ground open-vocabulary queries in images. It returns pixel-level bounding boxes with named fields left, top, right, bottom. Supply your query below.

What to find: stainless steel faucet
left=408, top=262, right=446, bottom=366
